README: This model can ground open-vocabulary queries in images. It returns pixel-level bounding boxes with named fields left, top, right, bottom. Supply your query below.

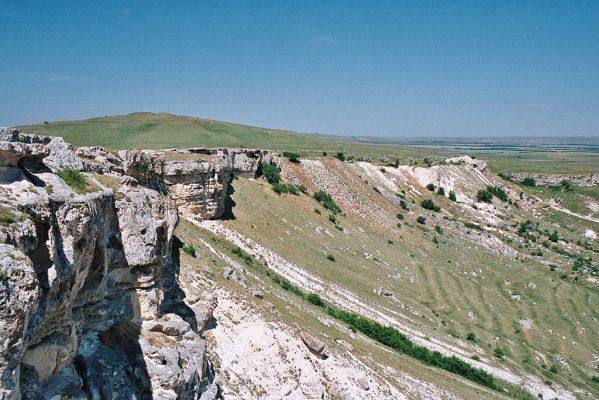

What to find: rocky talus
left=0, top=128, right=274, bottom=399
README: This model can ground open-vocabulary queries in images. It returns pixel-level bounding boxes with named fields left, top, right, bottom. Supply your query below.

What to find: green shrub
left=328, top=213, right=337, bottom=224
left=448, top=191, right=457, bottom=201
left=560, top=179, right=573, bottom=191
left=282, top=151, right=301, bottom=163
left=0, top=270, right=7, bottom=281
left=267, top=271, right=305, bottom=297
left=400, top=199, right=409, bottom=210
left=432, top=236, right=439, bottom=244
left=326, top=254, right=336, bottom=262
left=232, top=246, right=253, bottom=265
left=45, top=184, right=54, bottom=194
left=322, top=151, right=328, bottom=157
left=387, top=239, right=394, bottom=244
left=488, top=186, right=508, bottom=202
left=306, top=293, right=326, bottom=307
left=335, top=152, right=345, bottom=161
left=182, top=244, right=196, bottom=257
left=261, top=162, right=280, bottom=184
left=549, top=364, right=560, bottom=374
left=472, top=355, right=481, bottom=361
left=396, top=213, right=404, bottom=220
left=466, top=332, right=477, bottom=342
left=591, top=376, right=599, bottom=383
left=549, top=230, right=559, bottom=242
left=56, top=168, right=88, bottom=192
left=426, top=183, right=435, bottom=191
left=314, top=208, right=322, bottom=215
left=298, top=184, right=308, bottom=194
left=476, top=189, right=493, bottom=203
left=272, top=183, right=299, bottom=195
left=435, top=225, right=444, bottom=235
left=417, top=216, right=426, bottom=225
left=325, top=306, right=499, bottom=390
left=437, top=187, right=445, bottom=196
left=0, top=206, right=18, bottom=225
left=522, top=177, right=536, bottom=187
left=494, top=347, right=507, bottom=358
left=314, top=191, right=342, bottom=214
left=421, top=199, right=441, bottom=212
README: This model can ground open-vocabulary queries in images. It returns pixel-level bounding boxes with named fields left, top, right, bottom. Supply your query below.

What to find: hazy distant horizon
left=11, top=110, right=599, bottom=140
left=2, top=2, right=598, bottom=136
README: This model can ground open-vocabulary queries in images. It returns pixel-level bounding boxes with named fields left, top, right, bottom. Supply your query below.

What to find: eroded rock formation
left=0, top=130, right=257, bottom=399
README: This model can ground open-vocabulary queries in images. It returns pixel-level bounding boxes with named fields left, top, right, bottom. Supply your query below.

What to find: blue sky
left=1, top=1, right=598, bottom=136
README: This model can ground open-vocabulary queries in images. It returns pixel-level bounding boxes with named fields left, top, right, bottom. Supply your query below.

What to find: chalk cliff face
left=163, top=149, right=276, bottom=220
left=0, top=129, right=268, bottom=399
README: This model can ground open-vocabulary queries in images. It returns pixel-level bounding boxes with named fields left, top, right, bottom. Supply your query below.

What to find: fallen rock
left=250, top=287, right=264, bottom=298
left=300, top=331, right=328, bottom=359
left=356, top=377, right=370, bottom=391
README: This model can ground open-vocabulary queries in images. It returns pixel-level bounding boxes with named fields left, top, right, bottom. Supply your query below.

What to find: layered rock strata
left=0, top=129, right=237, bottom=399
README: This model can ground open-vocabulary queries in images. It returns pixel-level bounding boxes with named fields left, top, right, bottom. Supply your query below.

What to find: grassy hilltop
left=18, top=111, right=599, bottom=175
left=17, top=112, right=432, bottom=159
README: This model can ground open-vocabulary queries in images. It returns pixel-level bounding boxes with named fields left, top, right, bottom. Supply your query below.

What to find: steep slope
left=2, top=126, right=598, bottom=399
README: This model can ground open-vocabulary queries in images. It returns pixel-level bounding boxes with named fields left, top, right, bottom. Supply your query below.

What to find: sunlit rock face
left=0, top=130, right=219, bottom=400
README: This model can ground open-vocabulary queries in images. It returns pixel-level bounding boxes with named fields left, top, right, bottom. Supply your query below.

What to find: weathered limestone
left=163, top=149, right=276, bottom=220
left=0, top=129, right=221, bottom=399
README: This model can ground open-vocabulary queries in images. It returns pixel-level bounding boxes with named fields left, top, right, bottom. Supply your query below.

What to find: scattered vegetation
left=282, top=151, right=301, bottom=163
left=521, top=177, right=536, bottom=187
left=477, top=186, right=508, bottom=203
left=314, top=191, right=342, bottom=214
left=272, top=182, right=300, bottom=195
left=182, top=243, right=196, bottom=257
left=421, top=199, right=441, bottom=212
left=56, top=168, right=88, bottom=192
left=261, top=162, right=281, bottom=184
left=231, top=246, right=253, bottom=265
left=0, top=206, right=18, bottom=225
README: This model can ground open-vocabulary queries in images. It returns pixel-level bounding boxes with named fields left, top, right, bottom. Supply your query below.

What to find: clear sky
left=1, top=1, right=598, bottom=137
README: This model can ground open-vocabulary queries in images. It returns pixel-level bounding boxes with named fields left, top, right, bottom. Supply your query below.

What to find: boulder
left=299, top=331, right=328, bottom=359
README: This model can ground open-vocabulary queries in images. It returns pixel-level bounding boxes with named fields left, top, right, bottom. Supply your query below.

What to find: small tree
left=437, top=187, right=445, bottom=196
left=336, top=152, right=346, bottom=161
left=417, top=216, right=426, bottom=225
left=426, top=183, right=436, bottom=192
left=448, top=191, right=457, bottom=201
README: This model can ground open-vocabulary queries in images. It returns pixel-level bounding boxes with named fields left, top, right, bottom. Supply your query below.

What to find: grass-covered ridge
left=17, top=112, right=430, bottom=159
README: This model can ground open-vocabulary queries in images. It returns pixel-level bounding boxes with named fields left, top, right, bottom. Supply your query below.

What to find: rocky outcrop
left=509, top=172, right=599, bottom=187
left=0, top=130, right=221, bottom=399
left=163, top=149, right=276, bottom=220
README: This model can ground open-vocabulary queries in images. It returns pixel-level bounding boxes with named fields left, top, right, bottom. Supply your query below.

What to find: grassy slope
left=17, top=112, right=441, bottom=160
left=18, top=112, right=599, bottom=175
left=215, top=169, right=598, bottom=396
